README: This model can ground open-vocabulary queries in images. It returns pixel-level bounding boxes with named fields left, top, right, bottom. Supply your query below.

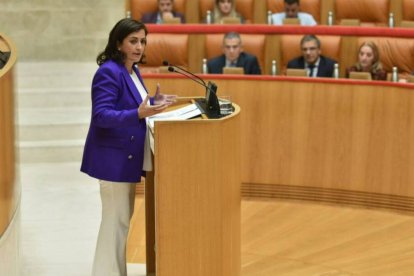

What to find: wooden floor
left=127, top=196, right=414, bottom=275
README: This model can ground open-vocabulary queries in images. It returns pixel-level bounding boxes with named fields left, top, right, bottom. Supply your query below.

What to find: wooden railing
left=140, top=73, right=414, bottom=214
left=0, top=33, right=19, bottom=238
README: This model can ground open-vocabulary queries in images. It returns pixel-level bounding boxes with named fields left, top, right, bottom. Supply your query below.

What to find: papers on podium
left=147, top=103, right=202, bottom=128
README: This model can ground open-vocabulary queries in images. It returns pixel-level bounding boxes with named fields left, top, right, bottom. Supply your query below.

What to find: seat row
left=139, top=25, right=414, bottom=79
left=126, top=0, right=414, bottom=26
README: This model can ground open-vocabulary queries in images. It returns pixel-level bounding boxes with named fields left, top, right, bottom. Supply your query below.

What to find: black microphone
left=162, top=60, right=208, bottom=88
left=163, top=60, right=217, bottom=96
left=163, top=60, right=221, bottom=118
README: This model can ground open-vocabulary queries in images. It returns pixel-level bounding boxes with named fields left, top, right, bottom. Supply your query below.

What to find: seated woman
left=204, top=0, right=244, bottom=24
left=346, top=41, right=387, bottom=81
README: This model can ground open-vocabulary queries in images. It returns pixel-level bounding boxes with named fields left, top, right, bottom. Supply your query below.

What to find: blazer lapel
left=317, top=57, right=325, bottom=77
left=237, top=52, right=245, bottom=67
left=121, top=65, right=144, bottom=105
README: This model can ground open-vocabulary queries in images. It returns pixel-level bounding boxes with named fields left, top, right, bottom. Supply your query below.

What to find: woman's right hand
left=137, top=96, right=168, bottom=119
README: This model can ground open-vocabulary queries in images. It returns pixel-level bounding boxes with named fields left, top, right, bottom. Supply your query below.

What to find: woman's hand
left=138, top=96, right=168, bottom=119
left=153, top=83, right=177, bottom=105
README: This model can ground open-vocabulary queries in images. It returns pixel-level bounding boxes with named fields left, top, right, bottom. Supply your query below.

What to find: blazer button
left=128, top=155, right=133, bottom=160
left=130, top=136, right=135, bottom=141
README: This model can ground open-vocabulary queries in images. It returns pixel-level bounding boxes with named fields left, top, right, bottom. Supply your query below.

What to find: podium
left=144, top=99, right=241, bottom=276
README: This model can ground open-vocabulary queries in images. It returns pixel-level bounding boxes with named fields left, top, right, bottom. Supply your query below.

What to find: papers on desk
left=147, top=103, right=202, bottom=128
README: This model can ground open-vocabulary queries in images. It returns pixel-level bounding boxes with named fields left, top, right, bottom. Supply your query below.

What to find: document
left=147, top=103, right=202, bottom=128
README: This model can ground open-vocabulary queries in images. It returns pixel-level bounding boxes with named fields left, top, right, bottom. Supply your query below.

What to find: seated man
left=271, top=0, right=317, bottom=26
left=141, top=0, right=185, bottom=24
left=287, top=35, right=336, bottom=78
left=207, top=32, right=261, bottom=75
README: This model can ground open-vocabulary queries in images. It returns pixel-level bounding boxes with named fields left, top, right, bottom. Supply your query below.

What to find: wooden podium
left=144, top=100, right=241, bottom=276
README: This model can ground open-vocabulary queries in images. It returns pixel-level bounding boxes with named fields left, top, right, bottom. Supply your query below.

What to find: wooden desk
left=142, top=74, right=414, bottom=213
left=145, top=100, right=241, bottom=275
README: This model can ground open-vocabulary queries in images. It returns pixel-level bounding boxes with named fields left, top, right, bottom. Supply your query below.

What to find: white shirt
left=130, top=70, right=153, bottom=171
left=271, top=12, right=317, bottom=26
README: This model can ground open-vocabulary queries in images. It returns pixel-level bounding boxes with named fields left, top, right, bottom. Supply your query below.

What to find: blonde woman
left=346, top=41, right=387, bottom=80
left=205, top=0, right=244, bottom=24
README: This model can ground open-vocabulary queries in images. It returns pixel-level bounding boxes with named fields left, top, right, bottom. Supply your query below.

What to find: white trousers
left=92, top=180, right=136, bottom=276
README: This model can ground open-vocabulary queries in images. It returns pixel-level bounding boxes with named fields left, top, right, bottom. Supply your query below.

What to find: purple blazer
left=80, top=60, right=153, bottom=182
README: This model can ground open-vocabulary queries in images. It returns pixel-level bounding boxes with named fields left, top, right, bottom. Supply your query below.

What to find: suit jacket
left=81, top=60, right=153, bottom=182
left=287, top=55, right=336, bottom=78
left=141, top=11, right=185, bottom=24
left=207, top=52, right=261, bottom=75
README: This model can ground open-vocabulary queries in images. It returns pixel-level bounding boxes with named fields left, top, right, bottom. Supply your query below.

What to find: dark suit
left=207, top=52, right=261, bottom=75
left=141, top=11, right=185, bottom=24
left=81, top=60, right=153, bottom=182
left=287, top=56, right=336, bottom=77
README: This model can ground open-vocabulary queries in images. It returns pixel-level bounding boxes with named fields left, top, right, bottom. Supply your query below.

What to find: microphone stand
left=163, top=61, right=221, bottom=118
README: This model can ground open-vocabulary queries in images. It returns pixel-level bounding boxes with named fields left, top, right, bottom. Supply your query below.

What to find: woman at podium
left=80, top=18, right=176, bottom=276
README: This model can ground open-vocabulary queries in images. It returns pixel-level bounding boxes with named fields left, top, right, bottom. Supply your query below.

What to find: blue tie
left=308, top=64, right=315, bottom=77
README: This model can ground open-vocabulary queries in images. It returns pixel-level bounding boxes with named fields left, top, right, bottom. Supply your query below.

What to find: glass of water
left=219, top=95, right=233, bottom=115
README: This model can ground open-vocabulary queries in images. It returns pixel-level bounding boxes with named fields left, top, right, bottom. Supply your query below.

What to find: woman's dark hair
left=96, top=18, right=148, bottom=66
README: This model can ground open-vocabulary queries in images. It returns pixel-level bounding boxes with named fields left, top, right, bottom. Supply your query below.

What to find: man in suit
left=287, top=34, right=336, bottom=77
left=271, top=0, right=317, bottom=26
left=207, top=32, right=261, bottom=75
left=141, top=0, right=185, bottom=24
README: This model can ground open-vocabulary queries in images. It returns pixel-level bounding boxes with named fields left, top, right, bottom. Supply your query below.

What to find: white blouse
left=130, top=70, right=152, bottom=171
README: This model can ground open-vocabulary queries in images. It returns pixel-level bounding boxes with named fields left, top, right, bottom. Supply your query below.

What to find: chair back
left=334, top=0, right=389, bottom=26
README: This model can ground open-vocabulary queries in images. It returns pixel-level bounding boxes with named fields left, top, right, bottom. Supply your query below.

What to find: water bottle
left=267, top=10, right=273, bottom=25
left=271, top=60, right=277, bottom=76
left=126, top=10, right=131, bottom=19
left=389, top=12, right=394, bottom=28
left=327, top=11, right=333, bottom=26
left=202, top=58, right=208, bottom=74
left=333, top=63, right=339, bottom=78
left=392, top=66, right=398, bottom=82
left=206, top=10, right=212, bottom=24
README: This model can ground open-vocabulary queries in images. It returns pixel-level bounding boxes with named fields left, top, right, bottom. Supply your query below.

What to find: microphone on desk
left=163, top=60, right=209, bottom=89
left=162, top=60, right=221, bottom=118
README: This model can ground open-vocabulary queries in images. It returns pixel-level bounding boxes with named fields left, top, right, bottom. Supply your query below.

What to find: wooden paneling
left=141, top=75, right=414, bottom=212
left=0, top=33, right=18, bottom=238
left=144, top=103, right=241, bottom=275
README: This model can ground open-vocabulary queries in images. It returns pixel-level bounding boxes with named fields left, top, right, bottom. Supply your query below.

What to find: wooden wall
left=0, top=33, right=19, bottom=237
left=141, top=74, right=414, bottom=213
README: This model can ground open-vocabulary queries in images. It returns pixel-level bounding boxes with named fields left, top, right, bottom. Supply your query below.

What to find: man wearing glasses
left=207, top=32, right=261, bottom=75
left=287, top=35, right=336, bottom=77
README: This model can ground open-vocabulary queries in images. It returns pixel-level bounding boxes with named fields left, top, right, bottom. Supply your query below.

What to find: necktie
left=308, top=64, right=315, bottom=77
left=230, top=61, right=237, bottom=67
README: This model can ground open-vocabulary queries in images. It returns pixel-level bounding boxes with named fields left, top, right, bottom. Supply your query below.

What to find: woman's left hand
left=153, top=83, right=177, bottom=105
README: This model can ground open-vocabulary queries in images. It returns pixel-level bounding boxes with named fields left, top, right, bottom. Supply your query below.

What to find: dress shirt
left=271, top=12, right=317, bottom=26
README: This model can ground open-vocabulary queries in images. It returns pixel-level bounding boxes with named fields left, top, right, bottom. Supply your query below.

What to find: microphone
left=163, top=60, right=221, bottom=118
left=162, top=60, right=207, bottom=88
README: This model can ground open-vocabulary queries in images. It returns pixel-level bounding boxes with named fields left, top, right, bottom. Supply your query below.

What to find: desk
left=142, top=74, right=414, bottom=213
left=144, top=99, right=241, bottom=275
